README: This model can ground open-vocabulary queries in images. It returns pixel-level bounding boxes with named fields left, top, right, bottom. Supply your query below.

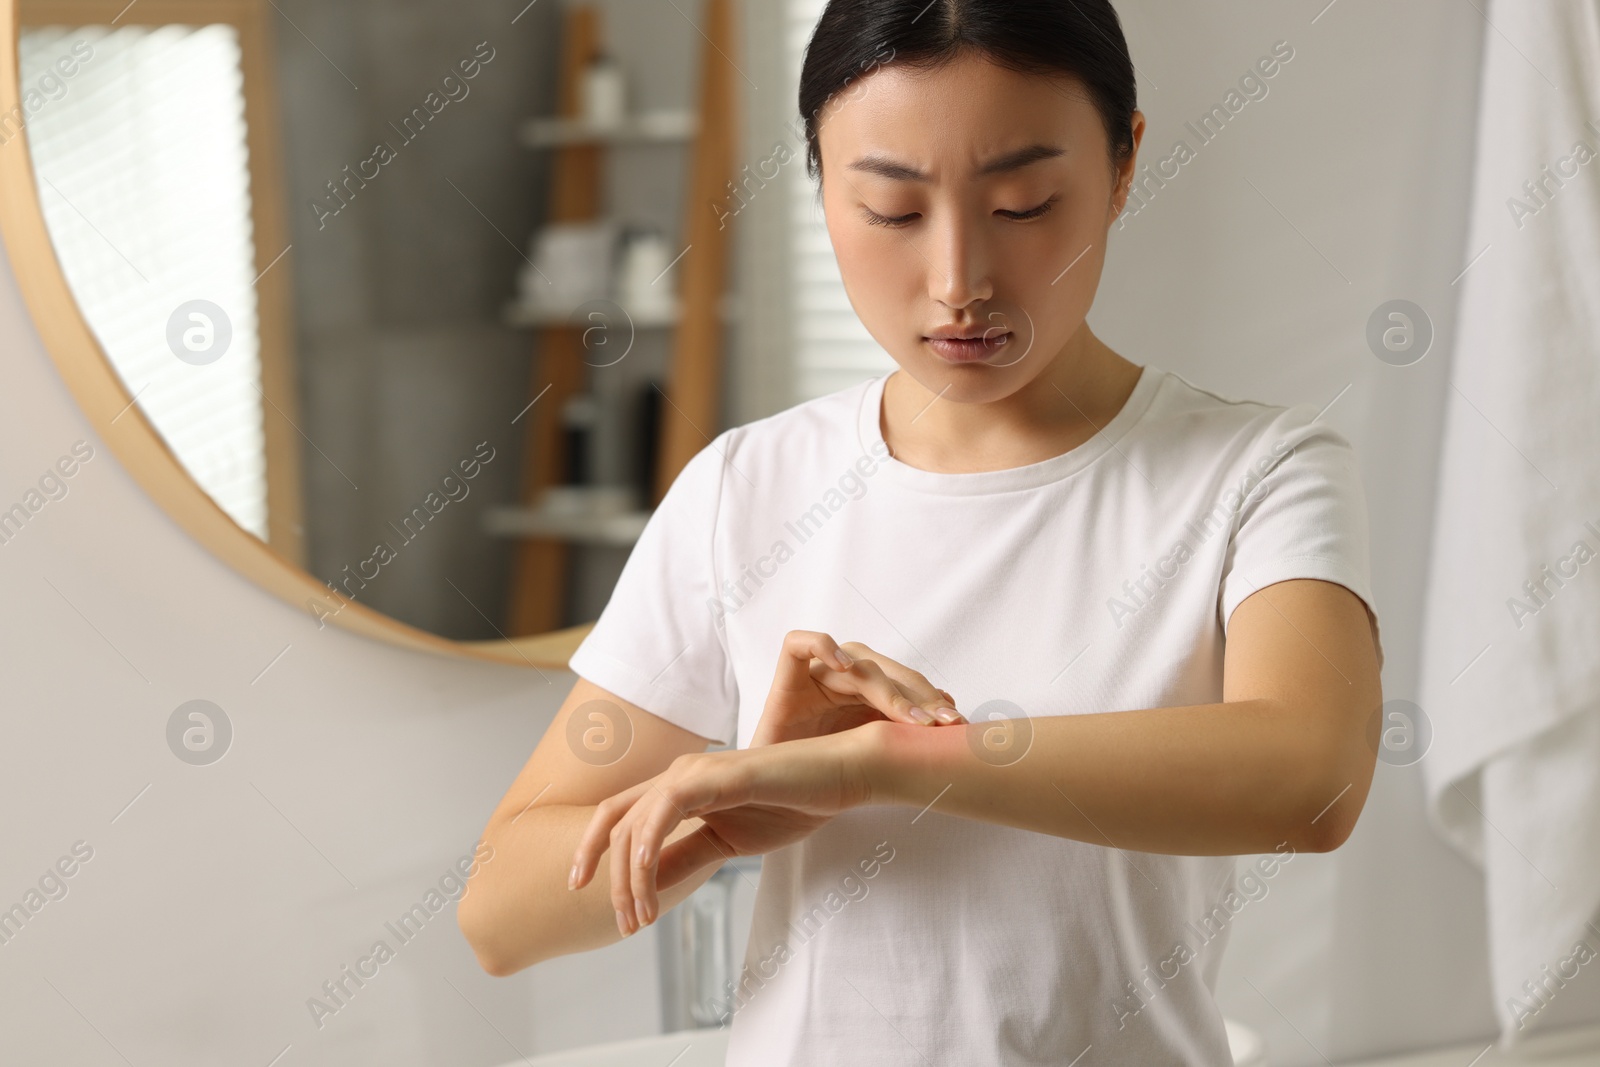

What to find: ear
left=1110, top=110, right=1147, bottom=219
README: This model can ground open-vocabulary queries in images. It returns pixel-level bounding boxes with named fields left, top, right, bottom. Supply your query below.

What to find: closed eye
left=861, top=194, right=1059, bottom=228
left=861, top=207, right=918, bottom=228
left=997, top=195, right=1058, bottom=221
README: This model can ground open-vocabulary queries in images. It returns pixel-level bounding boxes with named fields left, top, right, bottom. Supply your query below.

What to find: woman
left=459, top=1, right=1385, bottom=1063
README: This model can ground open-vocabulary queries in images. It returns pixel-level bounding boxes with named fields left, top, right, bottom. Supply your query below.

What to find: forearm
left=458, top=803, right=720, bottom=975
left=861, top=698, right=1373, bottom=855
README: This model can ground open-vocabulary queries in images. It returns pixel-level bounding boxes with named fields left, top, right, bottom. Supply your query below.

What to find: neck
left=881, top=326, right=1139, bottom=474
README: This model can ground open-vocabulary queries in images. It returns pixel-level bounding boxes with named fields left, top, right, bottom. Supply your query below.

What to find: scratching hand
left=751, top=630, right=964, bottom=747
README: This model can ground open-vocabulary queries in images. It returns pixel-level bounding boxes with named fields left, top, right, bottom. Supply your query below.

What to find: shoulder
left=726, top=376, right=877, bottom=452
left=1136, top=367, right=1359, bottom=482
left=685, top=377, right=882, bottom=492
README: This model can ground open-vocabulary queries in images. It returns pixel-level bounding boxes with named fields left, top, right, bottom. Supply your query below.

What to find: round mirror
left=2, top=0, right=752, bottom=666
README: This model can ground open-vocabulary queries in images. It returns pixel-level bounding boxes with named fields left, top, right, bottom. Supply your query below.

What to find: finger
left=570, top=780, right=649, bottom=891
left=609, top=816, right=638, bottom=936
left=626, top=757, right=738, bottom=929
left=810, top=656, right=927, bottom=724
left=657, top=824, right=737, bottom=891
left=650, top=756, right=749, bottom=891
left=749, top=632, right=859, bottom=749
left=632, top=783, right=687, bottom=928
left=846, top=645, right=958, bottom=714
left=813, top=656, right=952, bottom=726
left=840, top=643, right=965, bottom=724
left=773, top=630, right=852, bottom=698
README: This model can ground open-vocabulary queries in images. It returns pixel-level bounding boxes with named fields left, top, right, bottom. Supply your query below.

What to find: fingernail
left=933, top=707, right=961, bottom=724
left=835, top=650, right=853, bottom=667
left=908, top=706, right=935, bottom=725
left=636, top=899, right=650, bottom=927
left=617, top=910, right=630, bottom=936
left=568, top=864, right=579, bottom=890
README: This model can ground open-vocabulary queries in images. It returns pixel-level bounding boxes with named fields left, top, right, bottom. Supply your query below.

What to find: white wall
left=1098, top=1, right=1502, bottom=1061
left=4, top=1, right=1593, bottom=1065
left=0, top=248, right=665, bottom=1061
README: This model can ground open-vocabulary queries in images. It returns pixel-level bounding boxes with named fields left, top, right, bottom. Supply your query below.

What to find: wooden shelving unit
left=500, top=0, right=737, bottom=636
left=484, top=506, right=652, bottom=548
left=516, top=109, right=697, bottom=148
left=500, top=292, right=738, bottom=330
left=502, top=301, right=680, bottom=331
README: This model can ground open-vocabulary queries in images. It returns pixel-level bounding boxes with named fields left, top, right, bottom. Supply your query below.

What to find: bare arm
left=458, top=675, right=730, bottom=975
left=859, top=578, right=1384, bottom=855
left=563, top=580, right=1383, bottom=929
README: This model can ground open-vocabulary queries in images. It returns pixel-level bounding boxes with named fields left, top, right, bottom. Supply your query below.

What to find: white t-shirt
left=567, top=363, right=1383, bottom=1066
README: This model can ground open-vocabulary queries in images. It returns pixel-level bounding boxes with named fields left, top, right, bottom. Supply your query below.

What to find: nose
left=927, top=206, right=993, bottom=311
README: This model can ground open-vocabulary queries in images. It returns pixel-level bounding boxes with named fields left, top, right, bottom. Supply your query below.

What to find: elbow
left=458, top=892, right=549, bottom=977
left=1291, top=749, right=1375, bottom=854
left=470, top=946, right=511, bottom=978
left=461, top=930, right=522, bottom=979
left=457, top=890, right=518, bottom=978
left=1299, top=806, right=1355, bottom=854
left=474, top=950, right=518, bottom=979
left=464, top=923, right=514, bottom=978
left=1276, top=802, right=1351, bottom=855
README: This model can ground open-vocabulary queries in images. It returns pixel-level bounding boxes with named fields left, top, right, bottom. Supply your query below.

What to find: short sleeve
left=565, top=430, right=740, bottom=745
left=1218, top=405, right=1385, bottom=671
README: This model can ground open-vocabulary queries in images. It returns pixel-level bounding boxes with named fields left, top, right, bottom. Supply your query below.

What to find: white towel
left=1417, top=0, right=1600, bottom=1047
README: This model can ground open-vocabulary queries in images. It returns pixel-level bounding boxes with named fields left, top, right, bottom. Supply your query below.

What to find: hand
left=568, top=731, right=873, bottom=936
left=751, top=630, right=964, bottom=747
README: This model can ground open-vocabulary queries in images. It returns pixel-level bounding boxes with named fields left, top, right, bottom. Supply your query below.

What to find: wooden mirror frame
left=0, top=0, right=589, bottom=669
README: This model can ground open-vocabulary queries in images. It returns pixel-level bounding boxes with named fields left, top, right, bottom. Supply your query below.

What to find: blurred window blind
left=784, top=0, right=895, bottom=402
left=20, top=25, right=268, bottom=538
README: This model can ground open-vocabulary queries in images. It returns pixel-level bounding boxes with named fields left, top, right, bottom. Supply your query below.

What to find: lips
left=924, top=329, right=1012, bottom=363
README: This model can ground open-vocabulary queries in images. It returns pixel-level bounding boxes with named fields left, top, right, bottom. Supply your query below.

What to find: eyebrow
left=846, top=143, right=1067, bottom=182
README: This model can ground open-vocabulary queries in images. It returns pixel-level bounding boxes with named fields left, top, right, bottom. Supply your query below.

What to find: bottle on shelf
left=617, top=226, right=676, bottom=317
left=632, top=378, right=663, bottom=508
left=560, top=392, right=599, bottom=485
left=581, top=51, right=626, bottom=130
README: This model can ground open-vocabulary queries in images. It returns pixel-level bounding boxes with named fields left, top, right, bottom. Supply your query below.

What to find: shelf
left=503, top=299, right=679, bottom=330
left=505, top=0, right=736, bottom=636
left=484, top=503, right=652, bottom=547
left=517, top=110, right=696, bottom=148
left=502, top=294, right=739, bottom=330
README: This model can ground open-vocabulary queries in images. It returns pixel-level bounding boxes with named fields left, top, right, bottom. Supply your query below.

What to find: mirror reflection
left=18, top=0, right=818, bottom=640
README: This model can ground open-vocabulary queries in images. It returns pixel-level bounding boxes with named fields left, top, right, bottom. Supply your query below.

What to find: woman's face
left=816, top=51, right=1143, bottom=402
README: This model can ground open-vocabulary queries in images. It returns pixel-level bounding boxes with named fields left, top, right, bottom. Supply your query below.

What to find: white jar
left=582, top=55, right=626, bottom=129
left=617, top=230, right=676, bottom=315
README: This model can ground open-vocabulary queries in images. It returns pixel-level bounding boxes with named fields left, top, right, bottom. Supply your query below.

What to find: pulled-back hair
left=797, top=0, right=1138, bottom=183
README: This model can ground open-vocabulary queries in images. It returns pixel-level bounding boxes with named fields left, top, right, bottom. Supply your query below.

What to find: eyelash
left=862, top=195, right=1059, bottom=228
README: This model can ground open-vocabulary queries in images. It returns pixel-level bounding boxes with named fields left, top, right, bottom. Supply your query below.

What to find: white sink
left=501, top=1016, right=1268, bottom=1065
left=501, top=1028, right=726, bottom=1067
left=1334, top=1021, right=1600, bottom=1066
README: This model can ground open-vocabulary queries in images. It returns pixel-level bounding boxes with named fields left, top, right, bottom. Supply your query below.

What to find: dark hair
left=797, top=0, right=1137, bottom=185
